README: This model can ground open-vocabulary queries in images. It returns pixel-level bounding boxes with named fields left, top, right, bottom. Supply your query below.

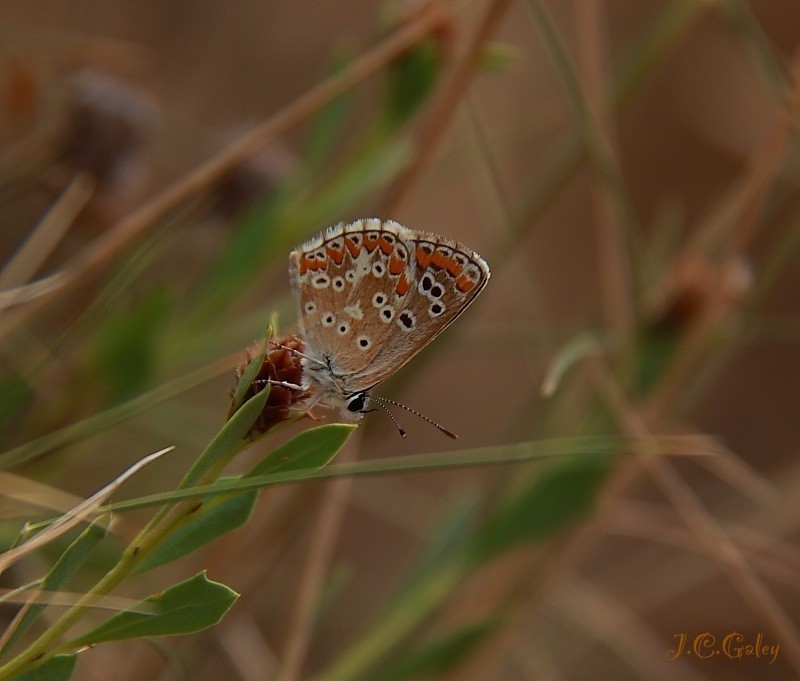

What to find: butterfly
left=287, top=218, right=490, bottom=436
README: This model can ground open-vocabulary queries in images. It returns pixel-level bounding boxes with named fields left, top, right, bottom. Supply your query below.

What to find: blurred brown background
left=1, top=1, right=800, bottom=680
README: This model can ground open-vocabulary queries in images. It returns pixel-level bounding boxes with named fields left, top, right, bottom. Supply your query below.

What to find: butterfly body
left=289, top=218, right=490, bottom=422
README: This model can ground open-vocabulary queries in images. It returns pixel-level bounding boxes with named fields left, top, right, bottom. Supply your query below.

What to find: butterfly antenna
left=368, top=398, right=407, bottom=438
left=369, top=395, right=458, bottom=440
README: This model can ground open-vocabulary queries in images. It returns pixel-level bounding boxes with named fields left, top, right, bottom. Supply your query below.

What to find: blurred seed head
left=210, top=141, right=297, bottom=220
left=58, top=68, right=158, bottom=194
left=650, top=256, right=753, bottom=333
left=230, top=335, right=311, bottom=437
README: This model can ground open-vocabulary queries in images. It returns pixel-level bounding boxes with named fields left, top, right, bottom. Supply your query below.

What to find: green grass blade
left=103, top=435, right=631, bottom=514
left=471, top=456, right=612, bottom=561
left=371, top=618, right=500, bottom=681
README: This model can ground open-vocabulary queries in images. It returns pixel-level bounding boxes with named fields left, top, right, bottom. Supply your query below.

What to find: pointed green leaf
left=229, top=326, right=272, bottom=412
left=15, top=654, right=76, bottom=681
left=383, top=37, right=441, bottom=128
left=305, top=52, right=356, bottom=170
left=247, top=423, right=354, bottom=477
left=68, top=572, right=237, bottom=646
left=2, top=520, right=108, bottom=654
left=180, top=388, right=270, bottom=489
left=133, top=492, right=257, bottom=575
left=472, top=457, right=612, bottom=560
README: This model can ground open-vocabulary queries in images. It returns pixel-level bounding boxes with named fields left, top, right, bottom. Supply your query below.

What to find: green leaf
left=247, top=423, right=354, bottom=477
left=180, top=387, right=270, bottom=489
left=472, top=456, right=612, bottom=560
left=68, top=572, right=238, bottom=646
left=480, top=42, right=524, bottom=72
left=383, top=37, right=441, bottom=128
left=132, top=492, right=257, bottom=575
left=1, top=520, right=108, bottom=654
left=0, top=374, right=33, bottom=439
left=304, top=51, right=356, bottom=171
left=131, top=424, right=352, bottom=573
left=91, top=289, right=170, bottom=401
left=15, top=654, right=76, bottom=681
left=229, top=326, right=272, bottom=413
left=373, top=618, right=499, bottom=681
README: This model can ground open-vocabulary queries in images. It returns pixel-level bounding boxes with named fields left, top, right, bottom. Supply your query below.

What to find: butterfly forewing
left=289, top=218, right=489, bottom=397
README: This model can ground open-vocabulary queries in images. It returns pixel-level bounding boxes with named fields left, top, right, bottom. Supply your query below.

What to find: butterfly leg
left=253, top=378, right=310, bottom=392
left=269, top=340, right=327, bottom=368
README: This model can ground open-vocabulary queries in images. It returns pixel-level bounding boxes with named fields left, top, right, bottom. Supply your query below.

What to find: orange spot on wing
left=395, top=272, right=410, bottom=296
left=416, top=245, right=432, bottom=268
left=378, top=237, right=393, bottom=255
left=344, top=237, right=360, bottom=258
left=326, top=246, right=344, bottom=265
left=389, top=254, right=404, bottom=275
left=447, top=260, right=464, bottom=277
left=431, top=251, right=452, bottom=271
left=364, top=234, right=378, bottom=252
left=298, top=258, right=308, bottom=275
left=456, top=274, right=476, bottom=293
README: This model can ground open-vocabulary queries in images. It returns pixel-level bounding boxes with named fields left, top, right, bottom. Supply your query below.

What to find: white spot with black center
left=337, top=321, right=350, bottom=335
left=428, top=302, right=445, bottom=317
left=356, top=335, right=371, bottom=350
left=397, top=310, right=416, bottom=332
left=345, top=270, right=356, bottom=282
left=332, top=276, right=345, bottom=292
left=372, top=292, right=387, bottom=308
left=321, top=312, right=336, bottom=327
left=372, top=261, right=386, bottom=278
left=304, top=301, right=317, bottom=314
left=418, top=273, right=434, bottom=295
left=312, top=274, right=330, bottom=289
left=379, top=305, right=395, bottom=323
left=429, top=283, right=444, bottom=299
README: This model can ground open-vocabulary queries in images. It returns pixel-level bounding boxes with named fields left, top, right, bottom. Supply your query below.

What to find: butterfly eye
left=346, top=393, right=367, bottom=412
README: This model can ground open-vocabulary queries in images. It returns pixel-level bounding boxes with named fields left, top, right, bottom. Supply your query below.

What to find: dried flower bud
left=211, top=141, right=297, bottom=219
left=230, top=334, right=311, bottom=437
left=649, top=256, right=753, bottom=334
left=59, top=68, right=158, bottom=193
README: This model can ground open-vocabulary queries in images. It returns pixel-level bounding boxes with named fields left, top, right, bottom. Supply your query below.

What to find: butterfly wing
left=289, top=219, right=490, bottom=394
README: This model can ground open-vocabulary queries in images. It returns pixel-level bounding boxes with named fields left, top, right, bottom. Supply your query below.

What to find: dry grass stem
left=381, top=0, right=514, bottom=215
